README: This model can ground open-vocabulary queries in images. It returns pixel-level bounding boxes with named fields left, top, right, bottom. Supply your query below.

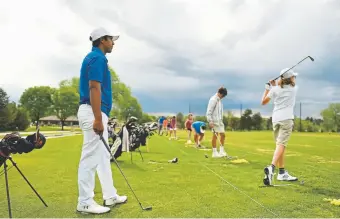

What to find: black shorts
left=187, top=127, right=192, bottom=131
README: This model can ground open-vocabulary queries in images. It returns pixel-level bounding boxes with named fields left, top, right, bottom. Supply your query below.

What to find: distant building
left=39, top=116, right=78, bottom=126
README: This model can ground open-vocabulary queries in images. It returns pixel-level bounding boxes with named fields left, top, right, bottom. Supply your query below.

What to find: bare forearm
left=89, top=82, right=102, bottom=120
left=262, top=90, right=269, bottom=102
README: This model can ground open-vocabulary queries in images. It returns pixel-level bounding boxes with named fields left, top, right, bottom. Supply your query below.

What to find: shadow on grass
left=310, top=187, right=340, bottom=198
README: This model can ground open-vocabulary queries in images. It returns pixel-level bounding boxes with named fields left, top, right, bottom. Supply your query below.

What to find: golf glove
left=265, top=83, right=271, bottom=90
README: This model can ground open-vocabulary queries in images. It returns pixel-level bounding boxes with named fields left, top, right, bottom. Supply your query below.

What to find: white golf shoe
left=104, top=195, right=128, bottom=207
left=263, top=165, right=274, bottom=186
left=219, top=149, right=227, bottom=157
left=77, top=203, right=110, bottom=214
left=277, top=171, right=298, bottom=181
left=212, top=151, right=223, bottom=158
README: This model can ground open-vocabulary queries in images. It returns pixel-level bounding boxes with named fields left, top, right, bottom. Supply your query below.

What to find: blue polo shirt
left=79, top=47, right=112, bottom=117
left=159, top=116, right=165, bottom=125
left=192, top=121, right=205, bottom=134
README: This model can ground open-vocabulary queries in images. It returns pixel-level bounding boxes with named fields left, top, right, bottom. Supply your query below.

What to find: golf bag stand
left=2, top=156, right=48, bottom=218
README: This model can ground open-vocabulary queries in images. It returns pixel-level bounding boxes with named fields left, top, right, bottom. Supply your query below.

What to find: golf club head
left=168, top=157, right=178, bottom=163
left=308, top=56, right=315, bottom=61
left=143, top=206, right=152, bottom=211
left=129, top=116, right=138, bottom=122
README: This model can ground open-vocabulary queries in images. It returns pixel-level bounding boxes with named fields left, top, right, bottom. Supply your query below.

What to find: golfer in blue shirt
left=192, top=121, right=207, bottom=148
left=77, top=27, right=127, bottom=214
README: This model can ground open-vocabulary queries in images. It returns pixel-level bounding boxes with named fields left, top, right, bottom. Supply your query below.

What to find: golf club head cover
left=26, top=133, right=46, bottom=149
left=13, top=138, right=35, bottom=154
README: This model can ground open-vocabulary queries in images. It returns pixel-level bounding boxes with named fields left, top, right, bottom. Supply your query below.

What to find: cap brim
left=111, top=35, right=119, bottom=41
left=293, top=72, right=298, bottom=77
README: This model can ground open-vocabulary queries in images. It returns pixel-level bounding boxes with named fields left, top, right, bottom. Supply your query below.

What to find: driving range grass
left=24, top=126, right=82, bottom=132
left=0, top=131, right=340, bottom=218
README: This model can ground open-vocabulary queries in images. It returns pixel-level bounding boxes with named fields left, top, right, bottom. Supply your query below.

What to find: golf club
left=259, top=184, right=293, bottom=188
left=266, top=56, right=314, bottom=84
left=99, top=135, right=152, bottom=211
left=212, top=129, right=236, bottom=159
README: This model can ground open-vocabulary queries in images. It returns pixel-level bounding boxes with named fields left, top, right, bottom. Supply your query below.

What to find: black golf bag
left=129, top=122, right=158, bottom=151
left=108, top=117, right=158, bottom=161
left=0, top=131, right=46, bottom=167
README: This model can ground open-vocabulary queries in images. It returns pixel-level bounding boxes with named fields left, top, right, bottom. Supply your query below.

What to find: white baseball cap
left=89, top=27, right=119, bottom=42
left=280, top=68, right=298, bottom=79
left=200, top=127, right=205, bottom=133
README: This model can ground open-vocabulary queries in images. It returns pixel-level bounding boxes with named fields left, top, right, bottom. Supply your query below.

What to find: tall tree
left=53, top=87, right=79, bottom=130
left=0, top=87, right=9, bottom=110
left=12, top=107, right=30, bottom=131
left=5, top=102, right=17, bottom=129
left=0, top=101, right=30, bottom=131
left=240, top=109, right=253, bottom=131
left=321, top=103, right=340, bottom=132
left=108, top=67, right=144, bottom=120
left=59, top=77, right=80, bottom=94
left=57, top=68, right=146, bottom=121
left=19, top=86, right=54, bottom=128
left=119, top=96, right=143, bottom=121
left=139, top=113, right=156, bottom=123
left=222, top=115, right=228, bottom=129
left=226, top=111, right=239, bottom=131
left=252, top=112, right=263, bottom=130
left=266, top=117, right=273, bottom=130
left=0, top=88, right=10, bottom=130
left=0, top=102, right=16, bottom=131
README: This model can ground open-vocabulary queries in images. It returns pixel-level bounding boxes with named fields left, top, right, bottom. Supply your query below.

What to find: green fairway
left=0, top=131, right=340, bottom=218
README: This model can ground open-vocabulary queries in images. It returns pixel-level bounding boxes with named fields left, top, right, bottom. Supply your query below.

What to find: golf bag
left=129, top=122, right=158, bottom=151
left=0, top=131, right=46, bottom=167
left=108, top=117, right=158, bottom=161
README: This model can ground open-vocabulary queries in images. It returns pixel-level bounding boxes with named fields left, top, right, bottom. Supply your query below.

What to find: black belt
left=79, top=101, right=91, bottom=106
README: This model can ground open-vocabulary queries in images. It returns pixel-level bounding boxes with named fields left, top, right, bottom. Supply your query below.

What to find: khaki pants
left=273, top=119, right=294, bottom=146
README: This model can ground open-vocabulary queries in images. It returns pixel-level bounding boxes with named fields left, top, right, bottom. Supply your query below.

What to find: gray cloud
left=1, top=0, right=340, bottom=118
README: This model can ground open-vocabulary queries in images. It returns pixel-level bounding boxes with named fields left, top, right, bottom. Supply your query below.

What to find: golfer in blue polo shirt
left=76, top=27, right=127, bottom=214
left=158, top=116, right=165, bottom=135
left=192, top=121, right=206, bottom=148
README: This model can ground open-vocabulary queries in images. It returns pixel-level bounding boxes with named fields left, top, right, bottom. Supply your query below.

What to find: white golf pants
left=77, top=104, right=117, bottom=205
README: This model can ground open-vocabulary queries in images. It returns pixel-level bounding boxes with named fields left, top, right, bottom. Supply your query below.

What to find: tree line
left=0, top=67, right=157, bottom=131
left=173, top=105, right=340, bottom=132
left=1, top=64, right=339, bottom=132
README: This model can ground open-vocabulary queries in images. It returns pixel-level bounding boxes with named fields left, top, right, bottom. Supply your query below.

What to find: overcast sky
left=1, top=0, right=339, bottom=118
